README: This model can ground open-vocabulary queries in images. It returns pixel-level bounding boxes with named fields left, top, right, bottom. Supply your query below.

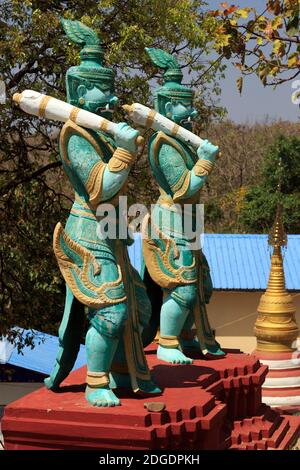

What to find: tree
left=208, top=1, right=300, bottom=89
left=201, top=119, right=299, bottom=232
left=238, top=135, right=300, bottom=233
left=0, top=0, right=226, bottom=349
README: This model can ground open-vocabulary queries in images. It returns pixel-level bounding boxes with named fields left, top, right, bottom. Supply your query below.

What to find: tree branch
left=0, top=161, right=62, bottom=196
left=238, top=26, right=300, bottom=45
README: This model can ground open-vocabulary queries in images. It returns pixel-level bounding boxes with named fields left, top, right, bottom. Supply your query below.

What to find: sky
left=207, top=0, right=299, bottom=123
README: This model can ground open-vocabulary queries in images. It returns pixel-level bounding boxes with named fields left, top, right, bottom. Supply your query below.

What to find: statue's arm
left=102, top=160, right=131, bottom=201
left=67, top=135, right=134, bottom=208
left=102, top=122, right=140, bottom=201
left=158, top=140, right=218, bottom=202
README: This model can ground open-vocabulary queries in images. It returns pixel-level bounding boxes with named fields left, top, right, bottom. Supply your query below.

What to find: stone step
left=229, top=413, right=292, bottom=450
left=265, top=419, right=290, bottom=448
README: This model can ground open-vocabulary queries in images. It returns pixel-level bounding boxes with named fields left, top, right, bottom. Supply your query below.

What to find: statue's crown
left=145, top=47, right=193, bottom=100
left=61, top=19, right=114, bottom=103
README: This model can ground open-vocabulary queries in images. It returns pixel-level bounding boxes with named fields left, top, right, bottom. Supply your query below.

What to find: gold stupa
left=254, top=204, right=299, bottom=352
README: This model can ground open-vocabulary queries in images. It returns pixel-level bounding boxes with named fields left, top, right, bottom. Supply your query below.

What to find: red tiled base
left=2, top=346, right=300, bottom=450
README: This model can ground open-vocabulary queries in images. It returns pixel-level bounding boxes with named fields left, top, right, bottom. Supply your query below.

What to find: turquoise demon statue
left=45, top=20, right=160, bottom=406
left=142, top=48, right=225, bottom=364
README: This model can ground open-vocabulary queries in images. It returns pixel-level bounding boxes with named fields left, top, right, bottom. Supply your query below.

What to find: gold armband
left=194, top=159, right=214, bottom=177
left=86, top=160, right=106, bottom=209
left=158, top=335, right=180, bottom=348
left=86, top=371, right=110, bottom=388
left=173, top=171, right=191, bottom=202
left=108, top=147, right=136, bottom=173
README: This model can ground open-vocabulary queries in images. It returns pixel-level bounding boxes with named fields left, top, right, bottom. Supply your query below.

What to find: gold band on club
left=145, top=109, right=157, bottom=129
left=108, top=147, right=136, bottom=172
left=171, top=123, right=180, bottom=136
left=194, top=159, right=214, bottom=177
left=99, top=118, right=110, bottom=133
left=86, top=371, right=110, bottom=388
left=69, top=106, right=80, bottom=123
left=158, top=335, right=180, bottom=348
left=12, top=92, right=23, bottom=104
left=38, top=96, right=52, bottom=118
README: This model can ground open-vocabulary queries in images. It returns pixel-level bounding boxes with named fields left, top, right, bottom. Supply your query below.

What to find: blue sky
left=207, top=0, right=299, bottom=122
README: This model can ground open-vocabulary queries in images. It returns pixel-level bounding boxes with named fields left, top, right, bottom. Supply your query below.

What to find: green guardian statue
left=142, top=48, right=225, bottom=364
left=45, top=20, right=160, bottom=406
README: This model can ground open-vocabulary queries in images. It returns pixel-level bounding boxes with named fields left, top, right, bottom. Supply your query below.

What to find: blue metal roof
left=2, top=329, right=86, bottom=375
left=128, top=234, right=300, bottom=290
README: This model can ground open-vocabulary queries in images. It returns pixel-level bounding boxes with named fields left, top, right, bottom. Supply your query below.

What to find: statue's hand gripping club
left=114, top=122, right=141, bottom=155
left=196, top=139, right=219, bottom=163
left=193, top=139, right=219, bottom=177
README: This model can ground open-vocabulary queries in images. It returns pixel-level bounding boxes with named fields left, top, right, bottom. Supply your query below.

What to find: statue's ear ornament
left=77, top=84, right=87, bottom=97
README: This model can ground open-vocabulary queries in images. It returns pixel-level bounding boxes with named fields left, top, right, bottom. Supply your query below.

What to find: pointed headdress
left=145, top=47, right=194, bottom=103
left=61, top=19, right=115, bottom=105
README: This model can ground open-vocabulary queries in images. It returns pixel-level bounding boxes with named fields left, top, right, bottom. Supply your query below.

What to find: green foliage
left=238, top=136, right=300, bottom=233
left=0, top=179, right=68, bottom=349
left=209, top=1, right=300, bottom=87
left=262, top=136, right=300, bottom=193
left=202, top=120, right=299, bottom=233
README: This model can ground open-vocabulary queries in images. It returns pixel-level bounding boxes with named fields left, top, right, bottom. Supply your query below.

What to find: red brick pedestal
left=2, top=346, right=300, bottom=450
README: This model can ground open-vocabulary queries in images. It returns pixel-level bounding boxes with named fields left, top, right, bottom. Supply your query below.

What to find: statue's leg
left=44, top=285, right=85, bottom=391
left=109, top=337, right=130, bottom=388
left=85, top=301, right=127, bottom=407
left=111, top=338, right=161, bottom=393
left=180, top=309, right=224, bottom=355
left=158, top=284, right=197, bottom=365
left=110, top=278, right=161, bottom=394
left=85, top=325, right=119, bottom=407
left=180, top=311, right=200, bottom=351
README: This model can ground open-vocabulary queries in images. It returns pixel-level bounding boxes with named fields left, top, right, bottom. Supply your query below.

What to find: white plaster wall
left=207, top=291, right=300, bottom=353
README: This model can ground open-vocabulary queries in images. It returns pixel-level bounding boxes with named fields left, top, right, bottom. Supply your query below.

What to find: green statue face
left=77, top=82, right=119, bottom=118
left=164, top=99, right=198, bottom=131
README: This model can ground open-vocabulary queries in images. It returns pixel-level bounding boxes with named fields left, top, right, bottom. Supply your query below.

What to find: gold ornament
left=254, top=205, right=299, bottom=352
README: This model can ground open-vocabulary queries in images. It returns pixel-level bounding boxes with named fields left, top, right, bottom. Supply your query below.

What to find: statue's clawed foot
left=157, top=345, right=193, bottom=365
left=85, top=385, right=120, bottom=407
